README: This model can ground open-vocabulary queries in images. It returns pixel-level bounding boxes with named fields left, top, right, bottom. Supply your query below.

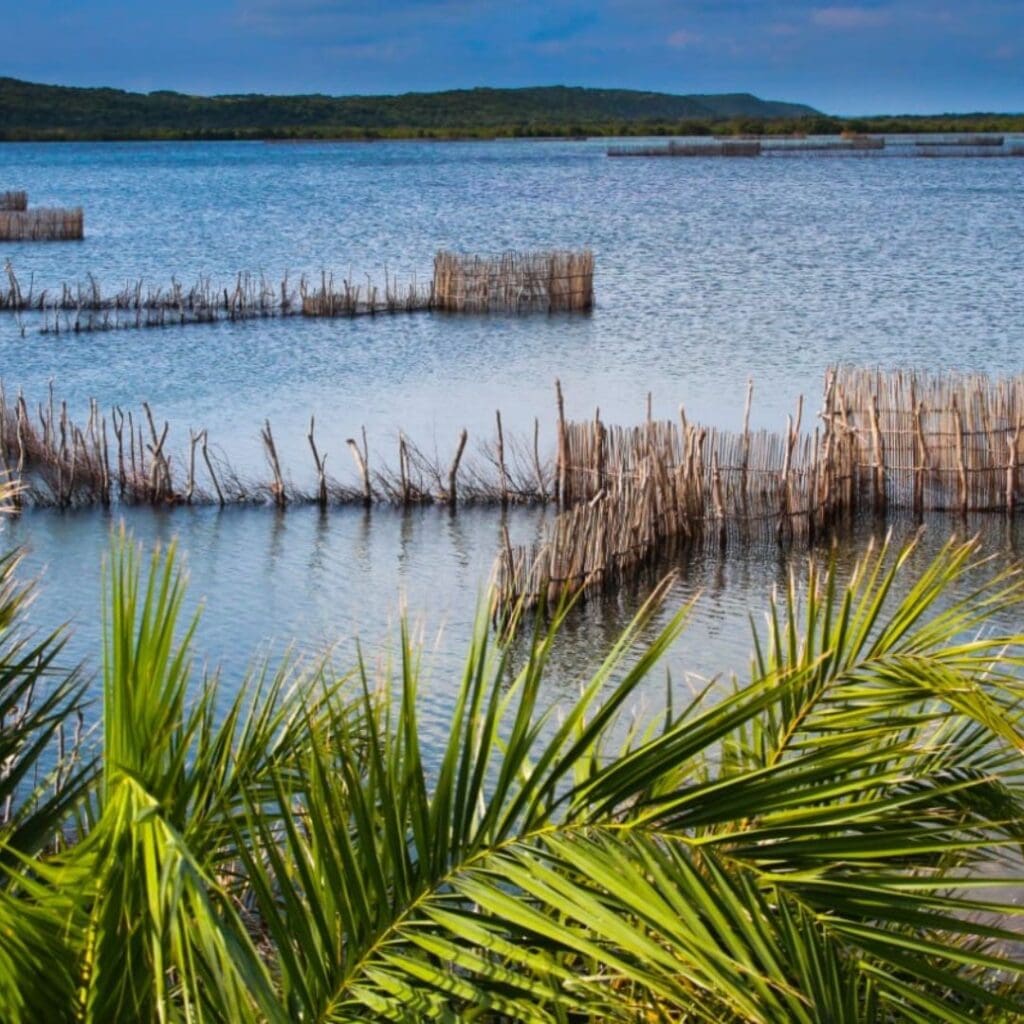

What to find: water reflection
left=3, top=503, right=1020, bottom=758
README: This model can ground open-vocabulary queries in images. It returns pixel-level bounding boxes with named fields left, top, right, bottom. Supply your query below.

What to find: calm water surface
left=1, top=139, right=1022, bottom=727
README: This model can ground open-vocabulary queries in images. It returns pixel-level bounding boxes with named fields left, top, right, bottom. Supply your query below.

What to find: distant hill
left=0, top=78, right=820, bottom=141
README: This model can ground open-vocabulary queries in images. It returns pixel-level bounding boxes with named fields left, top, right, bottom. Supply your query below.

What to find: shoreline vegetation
left=2, top=77, right=1023, bottom=142
left=2, top=521, right=1024, bottom=1020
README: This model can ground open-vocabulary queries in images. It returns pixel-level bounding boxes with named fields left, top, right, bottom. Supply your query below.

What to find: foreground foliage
left=0, top=527, right=1023, bottom=1021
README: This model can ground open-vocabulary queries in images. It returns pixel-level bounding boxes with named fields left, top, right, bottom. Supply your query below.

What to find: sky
left=4, top=0, right=1023, bottom=115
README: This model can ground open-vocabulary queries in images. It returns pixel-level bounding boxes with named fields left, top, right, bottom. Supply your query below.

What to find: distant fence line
left=608, top=141, right=763, bottom=158
left=0, top=249, right=594, bottom=333
left=493, top=367, right=1024, bottom=619
left=914, top=136, right=1004, bottom=147
left=913, top=147, right=1024, bottom=159
left=607, top=135, right=1024, bottom=160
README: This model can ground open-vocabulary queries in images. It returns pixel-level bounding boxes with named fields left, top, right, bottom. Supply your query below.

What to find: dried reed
left=607, top=137, right=1024, bottom=161
left=0, top=191, right=27, bottom=212
left=607, top=141, right=762, bottom=158
left=494, top=366, right=1024, bottom=621
left=827, top=366, right=1024, bottom=516
left=914, top=136, right=1004, bottom=147
left=0, top=381, right=554, bottom=511
left=0, top=248, right=595, bottom=330
left=0, top=208, right=83, bottom=241
left=913, top=146, right=1024, bottom=158
left=299, top=270, right=432, bottom=316
left=432, top=250, right=594, bottom=313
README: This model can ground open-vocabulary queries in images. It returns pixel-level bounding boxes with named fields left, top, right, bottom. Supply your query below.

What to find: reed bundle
left=827, top=366, right=1024, bottom=516
left=496, top=386, right=855, bottom=617
left=762, top=138, right=886, bottom=156
left=432, top=250, right=594, bottom=313
left=0, top=191, right=27, bottom=212
left=0, top=208, right=83, bottom=241
left=7, top=366, right=1024, bottom=622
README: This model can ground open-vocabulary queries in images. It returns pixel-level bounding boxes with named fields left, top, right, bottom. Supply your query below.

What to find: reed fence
left=607, top=136, right=1024, bottom=161
left=0, top=249, right=594, bottom=331
left=0, top=382, right=553, bottom=511
left=0, top=208, right=83, bottom=241
left=432, top=250, right=594, bottom=312
left=299, top=270, right=433, bottom=316
left=914, top=136, right=1004, bottom=147
left=764, top=139, right=885, bottom=153
left=827, top=366, right=1024, bottom=516
left=608, top=141, right=762, bottom=158
left=0, top=191, right=27, bottom=212
left=494, top=367, right=1024, bottom=619
left=913, top=146, right=1024, bottom=159
left=7, top=366, right=1022, bottom=624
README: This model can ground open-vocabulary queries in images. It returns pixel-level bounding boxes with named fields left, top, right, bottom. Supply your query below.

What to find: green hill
left=0, top=78, right=820, bottom=141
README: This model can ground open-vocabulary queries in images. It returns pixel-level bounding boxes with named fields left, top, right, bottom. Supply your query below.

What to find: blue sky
left=5, top=0, right=1023, bottom=114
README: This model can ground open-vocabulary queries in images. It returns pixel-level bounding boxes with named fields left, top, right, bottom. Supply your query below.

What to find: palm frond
left=3, top=529, right=1024, bottom=1022
left=0, top=546, right=90, bottom=859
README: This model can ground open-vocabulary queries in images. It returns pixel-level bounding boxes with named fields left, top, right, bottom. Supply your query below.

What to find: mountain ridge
left=0, top=77, right=819, bottom=140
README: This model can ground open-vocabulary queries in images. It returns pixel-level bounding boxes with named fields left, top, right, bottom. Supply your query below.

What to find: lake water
left=1, top=138, right=1023, bottom=723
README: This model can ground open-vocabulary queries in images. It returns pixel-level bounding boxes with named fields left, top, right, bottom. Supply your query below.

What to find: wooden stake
left=448, top=428, right=468, bottom=505
left=346, top=428, right=372, bottom=506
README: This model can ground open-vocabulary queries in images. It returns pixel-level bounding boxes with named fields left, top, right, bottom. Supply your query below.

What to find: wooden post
left=346, top=428, right=372, bottom=507
left=740, top=379, right=752, bottom=516
left=593, top=408, right=604, bottom=495
left=711, top=450, right=727, bottom=551
left=808, top=429, right=819, bottom=541
left=200, top=430, right=225, bottom=507
left=307, top=416, right=328, bottom=509
left=953, top=397, right=968, bottom=517
left=448, top=428, right=468, bottom=505
left=261, top=419, right=287, bottom=508
left=532, top=417, right=546, bottom=501
left=913, top=400, right=927, bottom=520
left=778, top=413, right=794, bottom=544
left=398, top=433, right=410, bottom=505
left=1007, top=413, right=1021, bottom=516
left=869, top=394, right=886, bottom=515
left=111, top=406, right=126, bottom=499
left=186, top=429, right=199, bottom=504
left=555, top=379, right=567, bottom=510
left=496, top=410, right=508, bottom=507
left=100, top=414, right=110, bottom=506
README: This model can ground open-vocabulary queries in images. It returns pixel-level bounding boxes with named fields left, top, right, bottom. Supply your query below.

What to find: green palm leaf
left=3, top=526, right=1024, bottom=1021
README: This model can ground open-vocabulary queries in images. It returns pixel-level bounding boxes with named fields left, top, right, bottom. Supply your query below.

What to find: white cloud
left=666, top=29, right=702, bottom=48
left=811, top=6, right=891, bottom=29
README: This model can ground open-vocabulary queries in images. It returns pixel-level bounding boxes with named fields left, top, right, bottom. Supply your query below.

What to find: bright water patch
left=0, top=139, right=1022, bottom=724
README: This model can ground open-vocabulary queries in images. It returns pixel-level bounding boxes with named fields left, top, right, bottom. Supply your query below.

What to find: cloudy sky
left=6, top=0, right=1022, bottom=114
